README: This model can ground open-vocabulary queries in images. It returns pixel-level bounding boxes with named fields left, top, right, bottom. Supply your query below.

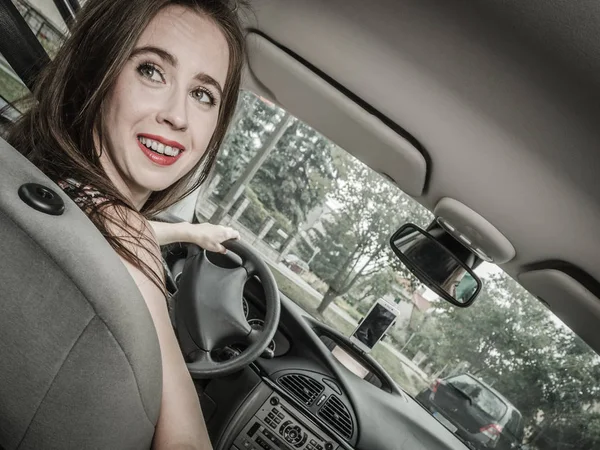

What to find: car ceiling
left=242, top=0, right=600, bottom=348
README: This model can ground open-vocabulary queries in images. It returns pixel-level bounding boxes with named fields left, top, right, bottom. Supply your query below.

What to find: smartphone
left=350, top=299, right=399, bottom=353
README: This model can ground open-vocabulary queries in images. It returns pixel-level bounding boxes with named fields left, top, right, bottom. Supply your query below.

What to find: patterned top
left=56, top=178, right=110, bottom=210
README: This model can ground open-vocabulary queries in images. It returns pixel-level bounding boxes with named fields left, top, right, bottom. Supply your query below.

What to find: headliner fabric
left=0, top=137, right=162, bottom=449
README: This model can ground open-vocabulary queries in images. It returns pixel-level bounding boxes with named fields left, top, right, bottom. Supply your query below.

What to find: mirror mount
left=389, top=222, right=483, bottom=307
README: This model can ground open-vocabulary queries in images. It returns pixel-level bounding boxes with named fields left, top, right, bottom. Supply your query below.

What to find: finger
left=223, top=227, right=240, bottom=240
left=217, top=244, right=227, bottom=254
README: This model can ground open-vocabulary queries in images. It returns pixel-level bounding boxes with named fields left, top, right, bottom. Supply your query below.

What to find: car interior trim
left=519, top=268, right=600, bottom=353
left=261, top=377, right=355, bottom=450
left=243, top=29, right=427, bottom=162
left=245, top=32, right=428, bottom=197
left=433, top=197, right=516, bottom=264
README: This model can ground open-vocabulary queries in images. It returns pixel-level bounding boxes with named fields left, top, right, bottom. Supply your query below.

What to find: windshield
left=195, top=91, right=600, bottom=449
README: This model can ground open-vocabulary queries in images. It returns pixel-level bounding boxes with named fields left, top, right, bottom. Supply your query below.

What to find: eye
left=137, top=62, right=165, bottom=84
left=191, top=88, right=216, bottom=106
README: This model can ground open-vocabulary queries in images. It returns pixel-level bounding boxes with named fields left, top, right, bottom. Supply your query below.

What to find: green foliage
left=250, top=119, right=338, bottom=227
left=406, top=272, right=600, bottom=447
left=214, top=92, right=336, bottom=231
left=214, top=92, right=284, bottom=199
left=234, top=188, right=294, bottom=236
left=311, top=157, right=432, bottom=310
left=309, top=210, right=359, bottom=284
left=348, top=267, right=410, bottom=308
left=290, top=234, right=316, bottom=262
left=234, top=191, right=269, bottom=234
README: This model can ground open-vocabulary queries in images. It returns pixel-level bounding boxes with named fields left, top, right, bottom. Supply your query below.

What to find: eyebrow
left=131, top=45, right=224, bottom=99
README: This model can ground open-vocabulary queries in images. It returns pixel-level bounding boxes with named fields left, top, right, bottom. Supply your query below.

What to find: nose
left=157, top=89, right=188, bottom=131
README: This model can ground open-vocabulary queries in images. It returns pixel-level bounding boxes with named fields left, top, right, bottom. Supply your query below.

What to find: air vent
left=318, top=395, right=353, bottom=440
left=278, top=373, right=324, bottom=406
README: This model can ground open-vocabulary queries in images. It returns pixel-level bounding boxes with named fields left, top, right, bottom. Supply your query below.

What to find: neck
left=99, top=151, right=151, bottom=210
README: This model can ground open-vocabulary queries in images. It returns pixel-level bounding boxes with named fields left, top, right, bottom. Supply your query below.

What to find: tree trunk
left=210, top=113, right=292, bottom=224
left=329, top=243, right=362, bottom=291
left=316, top=242, right=384, bottom=314
left=277, top=229, right=300, bottom=263
left=317, top=287, right=338, bottom=314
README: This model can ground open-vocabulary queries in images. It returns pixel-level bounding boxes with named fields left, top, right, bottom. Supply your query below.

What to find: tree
left=250, top=120, right=339, bottom=228
left=212, top=92, right=284, bottom=199
left=209, top=93, right=338, bottom=235
left=406, top=272, right=600, bottom=448
left=210, top=112, right=293, bottom=224
left=313, top=157, right=431, bottom=314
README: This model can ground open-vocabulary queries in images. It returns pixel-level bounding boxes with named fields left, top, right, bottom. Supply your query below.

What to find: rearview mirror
left=390, top=223, right=482, bottom=307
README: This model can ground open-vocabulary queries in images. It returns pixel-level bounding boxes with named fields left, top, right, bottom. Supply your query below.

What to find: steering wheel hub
left=174, top=239, right=280, bottom=378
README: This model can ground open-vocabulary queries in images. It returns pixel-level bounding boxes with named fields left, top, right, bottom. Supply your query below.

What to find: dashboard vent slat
left=318, top=395, right=353, bottom=440
left=278, top=374, right=325, bottom=406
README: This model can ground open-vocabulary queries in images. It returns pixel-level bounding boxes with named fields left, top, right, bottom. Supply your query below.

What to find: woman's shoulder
left=57, top=177, right=161, bottom=270
left=104, top=202, right=160, bottom=256
left=102, top=202, right=164, bottom=290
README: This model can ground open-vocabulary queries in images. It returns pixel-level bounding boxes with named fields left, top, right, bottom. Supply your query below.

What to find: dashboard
left=242, top=296, right=290, bottom=358
left=232, top=393, right=340, bottom=450
left=330, top=346, right=370, bottom=380
left=162, top=243, right=470, bottom=450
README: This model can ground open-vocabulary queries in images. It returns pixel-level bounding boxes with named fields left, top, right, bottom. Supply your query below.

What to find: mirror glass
left=390, top=223, right=482, bottom=306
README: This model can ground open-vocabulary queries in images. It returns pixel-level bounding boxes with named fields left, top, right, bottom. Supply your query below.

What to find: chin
left=144, top=179, right=179, bottom=194
left=133, top=172, right=181, bottom=195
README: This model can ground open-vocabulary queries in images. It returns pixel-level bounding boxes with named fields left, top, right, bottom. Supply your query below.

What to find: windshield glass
left=195, top=91, right=600, bottom=449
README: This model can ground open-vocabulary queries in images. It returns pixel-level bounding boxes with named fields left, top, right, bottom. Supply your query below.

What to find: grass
left=267, top=262, right=429, bottom=396
left=336, top=301, right=364, bottom=322
left=371, top=346, right=428, bottom=395
left=268, top=264, right=356, bottom=334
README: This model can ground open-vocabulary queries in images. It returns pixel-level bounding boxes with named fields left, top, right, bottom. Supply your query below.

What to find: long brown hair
left=7, top=0, right=247, bottom=294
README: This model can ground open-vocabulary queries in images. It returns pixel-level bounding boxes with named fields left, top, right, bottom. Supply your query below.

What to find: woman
left=7, top=0, right=247, bottom=448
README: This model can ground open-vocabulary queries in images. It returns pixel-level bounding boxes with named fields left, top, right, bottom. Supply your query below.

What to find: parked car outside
left=282, top=254, right=310, bottom=275
left=416, top=373, right=524, bottom=450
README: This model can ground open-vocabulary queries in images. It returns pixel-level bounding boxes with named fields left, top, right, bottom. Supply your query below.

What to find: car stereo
left=231, top=394, right=338, bottom=450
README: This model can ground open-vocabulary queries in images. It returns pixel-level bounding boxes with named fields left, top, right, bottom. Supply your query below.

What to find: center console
left=231, top=394, right=339, bottom=450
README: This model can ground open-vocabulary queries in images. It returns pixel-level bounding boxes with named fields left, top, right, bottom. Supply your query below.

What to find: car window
left=1, top=1, right=70, bottom=129
left=447, top=374, right=507, bottom=420
left=505, top=409, right=524, bottom=440
left=195, top=90, right=600, bottom=449
left=11, top=0, right=68, bottom=58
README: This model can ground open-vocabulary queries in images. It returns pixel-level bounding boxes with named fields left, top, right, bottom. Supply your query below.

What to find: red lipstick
left=137, top=138, right=184, bottom=167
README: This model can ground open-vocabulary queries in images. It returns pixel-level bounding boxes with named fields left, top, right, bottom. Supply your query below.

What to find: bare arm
left=148, top=221, right=194, bottom=246
left=116, top=214, right=212, bottom=450
left=149, top=221, right=239, bottom=253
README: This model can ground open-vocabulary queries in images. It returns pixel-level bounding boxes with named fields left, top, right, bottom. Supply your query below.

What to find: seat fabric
left=0, top=137, right=162, bottom=450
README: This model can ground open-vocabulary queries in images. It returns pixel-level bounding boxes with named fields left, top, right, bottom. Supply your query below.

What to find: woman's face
left=101, top=5, right=230, bottom=206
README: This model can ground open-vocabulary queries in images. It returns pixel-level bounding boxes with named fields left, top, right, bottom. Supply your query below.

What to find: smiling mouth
left=137, top=136, right=183, bottom=157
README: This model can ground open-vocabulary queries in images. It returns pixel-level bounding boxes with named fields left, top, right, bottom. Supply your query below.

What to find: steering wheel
left=174, top=239, right=281, bottom=379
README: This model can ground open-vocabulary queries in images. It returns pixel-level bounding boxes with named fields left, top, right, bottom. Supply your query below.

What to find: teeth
left=139, top=136, right=181, bottom=157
